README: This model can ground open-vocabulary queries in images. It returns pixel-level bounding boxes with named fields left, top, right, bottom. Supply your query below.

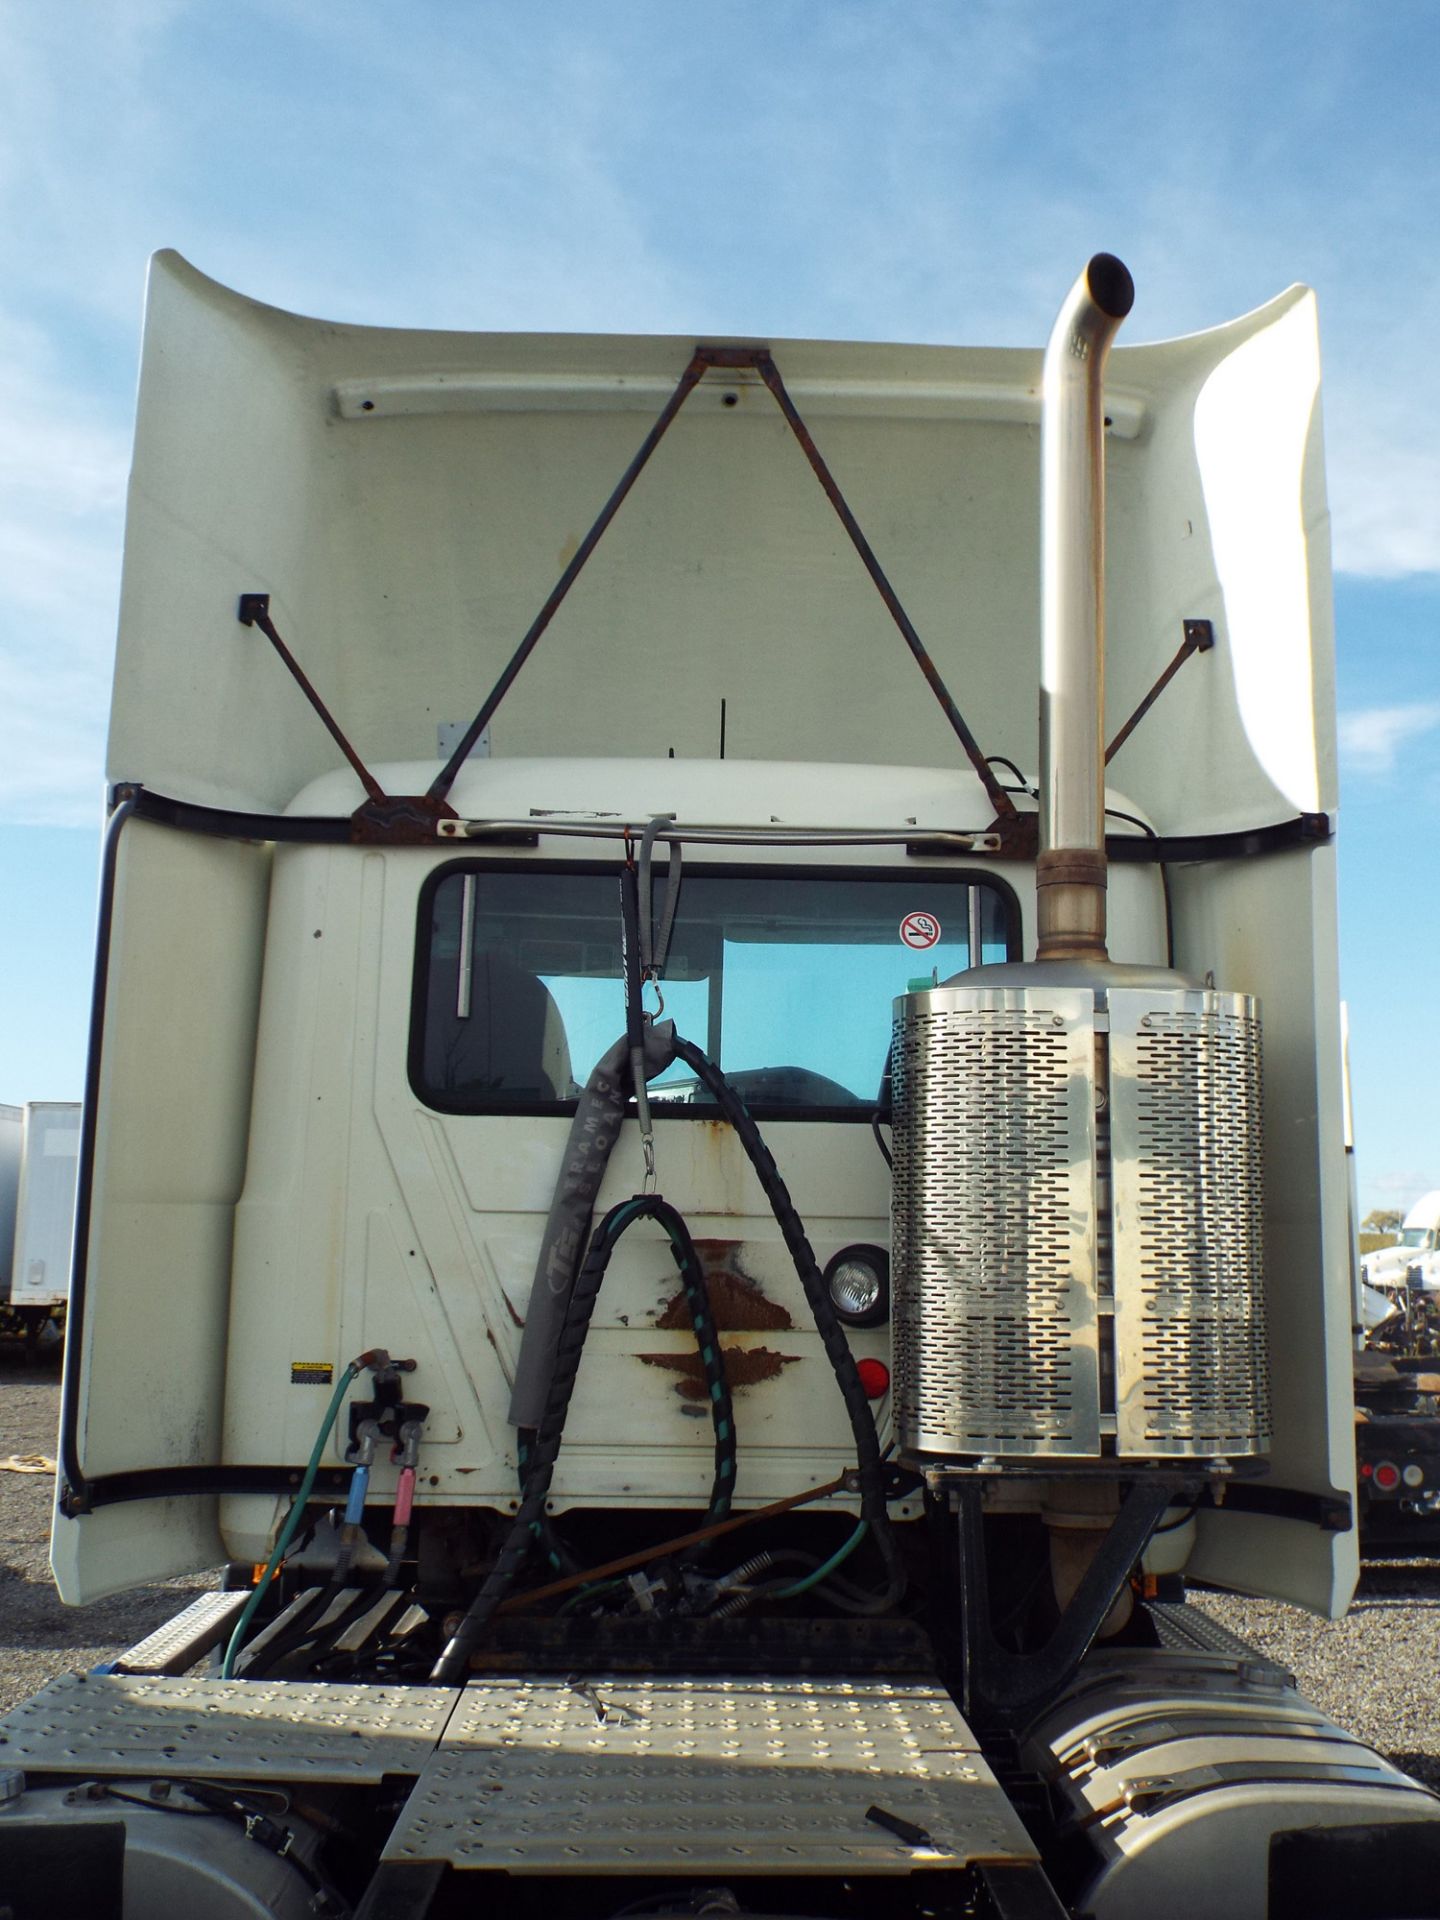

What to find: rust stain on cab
left=689, top=1119, right=749, bottom=1217
left=638, top=1346, right=800, bottom=1400
left=655, top=1240, right=793, bottom=1333
left=497, top=1289, right=526, bottom=1330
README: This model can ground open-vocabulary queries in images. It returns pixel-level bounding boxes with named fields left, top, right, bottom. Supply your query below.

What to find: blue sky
left=0, top=1, right=1437, bottom=1213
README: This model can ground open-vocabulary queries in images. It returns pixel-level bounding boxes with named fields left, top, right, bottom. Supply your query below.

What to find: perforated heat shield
left=1108, top=988, right=1271, bottom=1457
left=890, top=980, right=1269, bottom=1462
left=890, top=985, right=1100, bottom=1458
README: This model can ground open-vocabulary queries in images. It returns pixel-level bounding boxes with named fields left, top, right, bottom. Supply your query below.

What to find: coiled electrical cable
left=433, top=1194, right=734, bottom=1681
left=668, top=1034, right=905, bottom=1610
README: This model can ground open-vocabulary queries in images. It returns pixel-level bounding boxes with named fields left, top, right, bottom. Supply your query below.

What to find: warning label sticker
left=291, top=1361, right=335, bottom=1387
left=899, top=911, right=942, bottom=951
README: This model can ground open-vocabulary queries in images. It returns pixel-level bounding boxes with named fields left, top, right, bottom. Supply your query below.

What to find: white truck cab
left=1363, top=1189, right=1440, bottom=1291
left=4, top=252, right=1433, bottom=1920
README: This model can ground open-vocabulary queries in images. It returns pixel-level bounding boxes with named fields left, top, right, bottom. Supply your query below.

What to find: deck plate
left=0, top=1673, right=458, bottom=1781
left=384, top=1677, right=1036, bottom=1874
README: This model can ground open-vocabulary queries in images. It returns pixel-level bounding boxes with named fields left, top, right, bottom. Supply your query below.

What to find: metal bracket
left=427, top=343, right=1018, bottom=821
left=237, top=594, right=458, bottom=842
left=954, top=1477, right=1180, bottom=1729
left=353, top=1858, right=447, bottom=1920
left=1105, top=616, right=1215, bottom=765
left=880, top=1460, right=925, bottom=1502
left=1220, top=1481, right=1353, bottom=1532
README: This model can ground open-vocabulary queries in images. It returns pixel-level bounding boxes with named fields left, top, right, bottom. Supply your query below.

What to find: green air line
left=558, top=1575, right=629, bottom=1615
left=772, top=1519, right=869, bottom=1598
left=221, top=1361, right=361, bottom=1681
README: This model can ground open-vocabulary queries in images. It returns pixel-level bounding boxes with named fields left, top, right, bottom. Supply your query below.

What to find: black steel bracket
left=108, top=782, right=1333, bottom=868
left=954, top=1476, right=1181, bottom=1729
left=352, top=1856, right=447, bottom=1920
left=974, top=1861, right=1074, bottom=1918
left=58, top=1462, right=353, bottom=1519
left=1106, top=809, right=1332, bottom=864
left=1219, top=1481, right=1353, bottom=1532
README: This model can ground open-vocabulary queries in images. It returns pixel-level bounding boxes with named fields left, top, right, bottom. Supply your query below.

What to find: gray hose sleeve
left=638, top=819, right=683, bottom=979
left=507, top=1019, right=677, bottom=1428
left=652, top=836, right=682, bottom=977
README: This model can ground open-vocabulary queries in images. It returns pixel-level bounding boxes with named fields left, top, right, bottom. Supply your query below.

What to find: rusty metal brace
left=428, top=344, right=1020, bottom=830
left=237, top=594, right=458, bottom=842
left=1106, top=617, right=1216, bottom=765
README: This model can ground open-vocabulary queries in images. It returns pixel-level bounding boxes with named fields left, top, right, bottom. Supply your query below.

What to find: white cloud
left=1338, top=703, right=1440, bottom=779
left=0, top=312, right=124, bottom=823
left=1328, top=430, right=1440, bottom=580
left=0, top=646, right=110, bottom=827
left=0, top=325, right=129, bottom=537
left=1369, top=1169, right=1435, bottom=1206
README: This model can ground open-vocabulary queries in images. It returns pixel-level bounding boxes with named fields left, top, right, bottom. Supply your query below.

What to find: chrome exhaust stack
left=1037, top=253, right=1134, bottom=962
left=890, top=258, right=1271, bottom=1471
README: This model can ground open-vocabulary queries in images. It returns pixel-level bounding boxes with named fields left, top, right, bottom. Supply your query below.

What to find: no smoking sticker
left=899, top=911, right=942, bottom=950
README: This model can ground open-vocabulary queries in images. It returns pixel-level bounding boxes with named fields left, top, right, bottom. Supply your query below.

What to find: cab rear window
left=412, top=863, right=1017, bottom=1116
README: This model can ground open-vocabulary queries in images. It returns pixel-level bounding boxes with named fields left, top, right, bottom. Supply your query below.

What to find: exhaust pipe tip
left=1085, top=252, right=1135, bottom=322
left=1039, top=253, right=1135, bottom=962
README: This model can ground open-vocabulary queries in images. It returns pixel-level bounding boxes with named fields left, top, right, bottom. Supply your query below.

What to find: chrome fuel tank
left=1022, top=1628, right=1440, bottom=1920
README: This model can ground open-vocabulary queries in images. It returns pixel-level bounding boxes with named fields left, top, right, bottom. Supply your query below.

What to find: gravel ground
left=0, top=1341, right=209, bottom=1712
left=2, top=1352, right=1438, bottom=1798
left=1198, top=1566, right=1440, bottom=1792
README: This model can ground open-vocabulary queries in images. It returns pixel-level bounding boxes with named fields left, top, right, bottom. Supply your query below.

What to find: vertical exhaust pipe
left=1037, top=252, right=1134, bottom=961
left=894, top=255, right=1270, bottom=1477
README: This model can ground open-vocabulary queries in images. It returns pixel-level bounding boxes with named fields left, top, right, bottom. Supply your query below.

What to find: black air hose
left=668, top=1034, right=904, bottom=1608
left=712, top=1546, right=892, bottom=1616
left=517, top=1432, right=581, bottom=1578
left=509, top=1020, right=678, bottom=1429
left=433, top=1195, right=735, bottom=1682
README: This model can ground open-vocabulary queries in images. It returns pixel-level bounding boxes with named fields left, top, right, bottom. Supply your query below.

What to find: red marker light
left=857, top=1357, right=890, bottom=1400
left=1359, top=1460, right=1374, bottom=1479
left=1373, top=1461, right=1401, bottom=1493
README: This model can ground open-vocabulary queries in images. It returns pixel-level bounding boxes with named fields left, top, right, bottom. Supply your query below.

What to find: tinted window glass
left=415, top=866, right=1014, bottom=1114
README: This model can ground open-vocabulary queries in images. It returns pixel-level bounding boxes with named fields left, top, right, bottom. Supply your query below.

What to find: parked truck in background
left=0, top=1100, right=80, bottom=1352
left=0, top=1102, right=21, bottom=1326
left=1355, top=1187, right=1440, bottom=1543
left=2, top=252, right=1438, bottom=1919
left=1362, top=1190, right=1440, bottom=1298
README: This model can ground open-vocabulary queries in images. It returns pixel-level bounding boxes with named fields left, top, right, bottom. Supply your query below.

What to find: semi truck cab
left=4, top=252, right=1434, bottom=1919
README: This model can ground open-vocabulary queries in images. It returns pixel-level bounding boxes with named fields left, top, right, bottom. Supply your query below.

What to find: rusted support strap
left=238, top=592, right=387, bottom=804
left=428, top=352, right=711, bottom=805
left=1106, top=616, right=1215, bottom=765
left=752, top=351, right=1016, bottom=822
left=429, top=341, right=1015, bottom=822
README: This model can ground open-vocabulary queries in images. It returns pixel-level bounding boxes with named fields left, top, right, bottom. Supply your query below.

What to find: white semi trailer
left=1, top=1100, right=81, bottom=1348
left=3, top=252, right=1437, bottom=1918
left=0, top=1103, right=20, bottom=1314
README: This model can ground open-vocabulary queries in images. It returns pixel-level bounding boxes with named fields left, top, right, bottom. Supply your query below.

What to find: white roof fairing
left=110, top=253, right=1333, bottom=835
